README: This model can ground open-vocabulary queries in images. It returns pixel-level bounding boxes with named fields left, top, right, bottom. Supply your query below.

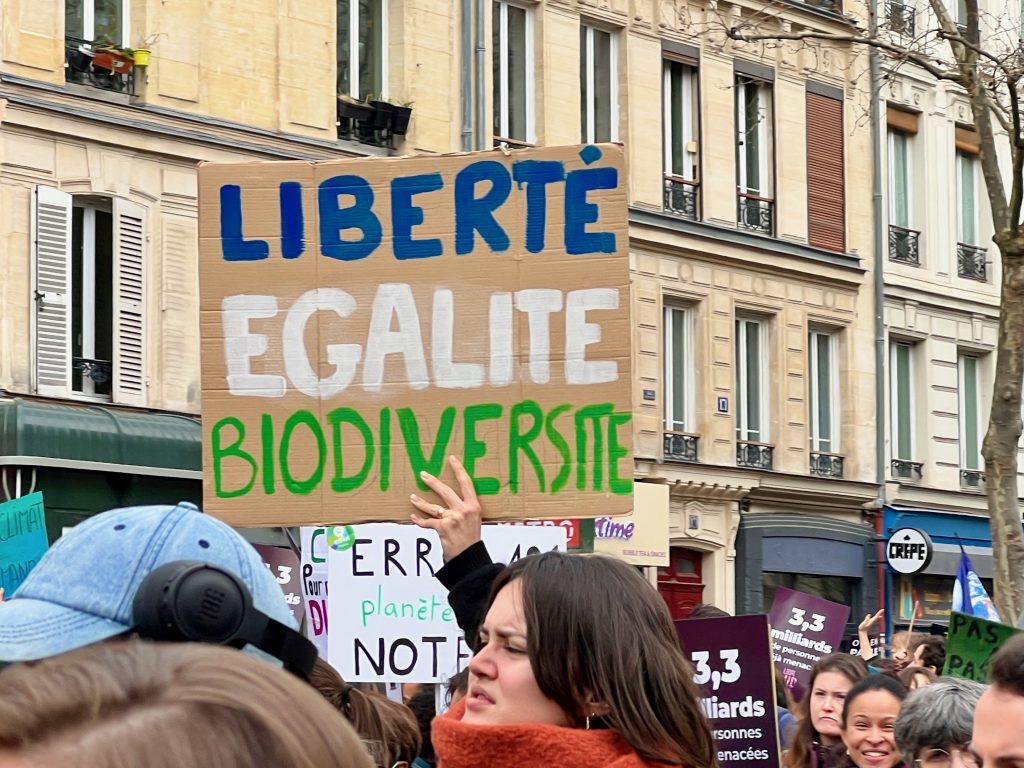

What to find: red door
left=657, top=548, right=705, bottom=621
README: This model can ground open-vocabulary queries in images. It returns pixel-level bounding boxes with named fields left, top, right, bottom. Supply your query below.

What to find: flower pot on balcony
left=390, top=105, right=413, bottom=135
left=132, top=48, right=151, bottom=67
left=369, top=100, right=394, bottom=130
left=337, top=96, right=374, bottom=123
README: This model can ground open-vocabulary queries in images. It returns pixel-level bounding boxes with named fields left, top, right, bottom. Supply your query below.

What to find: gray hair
left=895, top=678, right=987, bottom=763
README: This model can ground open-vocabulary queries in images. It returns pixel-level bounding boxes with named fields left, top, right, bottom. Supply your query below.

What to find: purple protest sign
left=253, top=543, right=305, bottom=626
left=767, top=587, right=850, bottom=701
left=676, top=615, right=780, bottom=768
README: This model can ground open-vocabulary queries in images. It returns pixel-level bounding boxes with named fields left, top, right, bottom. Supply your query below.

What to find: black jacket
left=435, top=541, right=503, bottom=653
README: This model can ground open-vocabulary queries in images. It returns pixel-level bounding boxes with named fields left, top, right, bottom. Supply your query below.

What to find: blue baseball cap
left=0, top=501, right=296, bottom=663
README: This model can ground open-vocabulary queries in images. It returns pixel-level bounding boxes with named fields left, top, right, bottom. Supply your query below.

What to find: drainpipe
left=475, top=0, right=487, bottom=150
left=869, top=0, right=890, bottom=632
left=461, top=0, right=473, bottom=151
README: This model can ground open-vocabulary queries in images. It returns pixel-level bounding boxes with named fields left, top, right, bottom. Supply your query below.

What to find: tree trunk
left=982, top=237, right=1024, bottom=623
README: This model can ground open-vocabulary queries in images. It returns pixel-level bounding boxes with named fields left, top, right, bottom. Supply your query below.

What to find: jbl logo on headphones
left=198, top=588, right=227, bottom=625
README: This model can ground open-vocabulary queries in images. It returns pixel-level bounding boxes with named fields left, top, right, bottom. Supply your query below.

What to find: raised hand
left=410, top=455, right=483, bottom=562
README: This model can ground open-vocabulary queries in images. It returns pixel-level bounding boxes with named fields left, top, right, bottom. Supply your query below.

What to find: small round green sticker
left=327, top=525, right=356, bottom=552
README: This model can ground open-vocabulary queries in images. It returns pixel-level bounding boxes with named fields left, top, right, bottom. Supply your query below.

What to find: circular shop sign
left=886, top=527, right=934, bottom=575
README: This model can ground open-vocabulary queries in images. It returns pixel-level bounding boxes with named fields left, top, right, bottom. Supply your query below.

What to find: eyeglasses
left=915, top=746, right=982, bottom=768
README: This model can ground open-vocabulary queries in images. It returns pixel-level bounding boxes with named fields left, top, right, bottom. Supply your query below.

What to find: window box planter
left=369, top=100, right=394, bottom=130
left=390, top=105, right=413, bottom=135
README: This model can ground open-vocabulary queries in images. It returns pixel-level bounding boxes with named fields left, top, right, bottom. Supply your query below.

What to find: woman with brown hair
left=0, top=640, right=374, bottom=768
left=786, top=653, right=870, bottom=768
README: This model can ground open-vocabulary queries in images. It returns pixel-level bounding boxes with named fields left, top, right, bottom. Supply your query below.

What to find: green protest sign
left=943, top=611, right=1022, bottom=682
left=0, top=492, right=49, bottom=594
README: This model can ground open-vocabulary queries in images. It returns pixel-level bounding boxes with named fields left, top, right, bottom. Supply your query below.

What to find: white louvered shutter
left=33, top=186, right=73, bottom=397
left=113, top=198, right=147, bottom=405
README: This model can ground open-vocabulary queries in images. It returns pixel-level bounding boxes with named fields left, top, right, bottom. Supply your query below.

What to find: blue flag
left=951, top=548, right=1000, bottom=622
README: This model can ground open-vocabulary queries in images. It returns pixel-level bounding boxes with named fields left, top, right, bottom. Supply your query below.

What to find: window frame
left=890, top=341, right=915, bottom=461
left=956, top=150, right=979, bottom=246
left=735, top=76, right=774, bottom=198
left=493, top=0, right=535, bottom=146
left=663, top=59, right=699, bottom=182
left=67, top=0, right=131, bottom=46
left=736, top=316, right=769, bottom=443
left=338, top=0, right=388, bottom=101
left=664, top=304, right=695, bottom=433
left=888, top=129, right=913, bottom=228
left=580, top=22, right=619, bottom=143
left=71, top=198, right=114, bottom=400
left=808, top=329, right=840, bottom=454
left=958, top=353, right=983, bottom=471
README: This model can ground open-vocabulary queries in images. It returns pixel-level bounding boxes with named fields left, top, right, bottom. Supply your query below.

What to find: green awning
left=0, top=398, right=201, bottom=477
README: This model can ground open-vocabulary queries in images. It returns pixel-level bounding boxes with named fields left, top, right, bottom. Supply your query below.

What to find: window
left=958, top=354, right=982, bottom=470
left=888, top=130, right=912, bottom=228
left=736, top=317, right=767, bottom=442
left=809, top=330, right=839, bottom=453
left=957, top=150, right=979, bottom=246
left=32, top=186, right=146, bottom=405
left=806, top=87, right=846, bottom=252
left=663, top=59, right=700, bottom=219
left=735, top=76, right=774, bottom=233
left=65, top=0, right=128, bottom=45
left=580, top=24, right=618, bottom=143
left=890, top=342, right=915, bottom=461
left=493, top=1, right=534, bottom=147
left=338, top=0, right=386, bottom=101
left=664, top=305, right=694, bottom=432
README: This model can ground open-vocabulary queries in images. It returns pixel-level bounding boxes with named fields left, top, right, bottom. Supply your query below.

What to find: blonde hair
left=0, top=640, right=374, bottom=768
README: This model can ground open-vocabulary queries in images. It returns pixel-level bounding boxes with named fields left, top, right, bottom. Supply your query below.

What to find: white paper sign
left=300, top=525, right=332, bottom=659
left=327, top=524, right=566, bottom=681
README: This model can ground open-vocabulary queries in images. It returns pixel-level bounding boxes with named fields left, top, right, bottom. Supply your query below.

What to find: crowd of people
left=0, top=456, right=1019, bottom=767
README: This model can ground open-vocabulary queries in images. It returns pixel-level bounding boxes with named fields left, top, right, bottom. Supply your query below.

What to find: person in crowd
left=869, top=658, right=901, bottom=680
left=786, top=654, right=870, bottom=768
left=908, top=636, right=946, bottom=676
left=406, top=686, right=438, bottom=768
left=856, top=611, right=919, bottom=669
left=446, top=668, right=470, bottom=706
left=897, top=666, right=936, bottom=690
left=970, top=634, right=1024, bottom=768
left=894, top=678, right=985, bottom=767
left=0, top=640, right=373, bottom=768
left=776, top=673, right=799, bottom=749
left=0, top=502, right=296, bottom=664
left=309, top=658, right=421, bottom=768
left=687, top=603, right=731, bottom=619
left=840, top=675, right=908, bottom=768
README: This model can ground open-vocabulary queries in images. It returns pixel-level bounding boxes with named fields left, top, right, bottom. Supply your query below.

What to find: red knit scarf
left=432, top=699, right=674, bottom=768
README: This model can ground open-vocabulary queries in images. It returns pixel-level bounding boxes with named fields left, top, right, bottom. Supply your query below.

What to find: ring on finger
left=434, top=504, right=447, bottom=517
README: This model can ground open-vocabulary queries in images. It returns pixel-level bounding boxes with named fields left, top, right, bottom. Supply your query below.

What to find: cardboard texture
left=198, top=145, right=632, bottom=526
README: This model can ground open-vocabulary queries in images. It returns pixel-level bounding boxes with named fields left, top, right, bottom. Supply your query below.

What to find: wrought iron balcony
left=886, top=0, right=915, bottom=35
left=663, top=432, right=699, bottom=462
left=888, top=224, right=921, bottom=265
left=738, top=193, right=774, bottom=235
left=890, top=458, right=923, bottom=481
left=809, top=452, right=844, bottom=479
left=799, top=0, right=840, bottom=11
left=737, top=441, right=774, bottom=470
left=957, top=242, right=987, bottom=281
left=960, top=468, right=986, bottom=491
left=73, top=357, right=112, bottom=385
left=64, top=37, right=136, bottom=95
left=664, top=176, right=700, bottom=221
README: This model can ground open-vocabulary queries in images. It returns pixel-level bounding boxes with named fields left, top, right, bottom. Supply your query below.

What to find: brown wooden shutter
left=886, top=106, right=919, bottom=134
left=955, top=126, right=980, bottom=154
left=807, top=90, right=846, bottom=252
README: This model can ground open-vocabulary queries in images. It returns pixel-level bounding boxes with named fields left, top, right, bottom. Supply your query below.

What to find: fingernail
left=410, top=494, right=420, bottom=502
left=420, top=471, right=433, bottom=480
left=449, top=455, right=460, bottom=464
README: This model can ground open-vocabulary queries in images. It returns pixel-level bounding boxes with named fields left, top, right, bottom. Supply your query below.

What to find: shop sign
left=676, top=614, right=780, bottom=768
left=886, top=528, right=933, bottom=575
left=593, top=482, right=669, bottom=567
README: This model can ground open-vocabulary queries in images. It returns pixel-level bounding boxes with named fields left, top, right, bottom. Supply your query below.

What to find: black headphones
left=132, top=560, right=318, bottom=681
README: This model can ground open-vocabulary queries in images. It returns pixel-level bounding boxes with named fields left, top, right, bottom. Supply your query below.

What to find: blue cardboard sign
left=0, top=492, right=49, bottom=595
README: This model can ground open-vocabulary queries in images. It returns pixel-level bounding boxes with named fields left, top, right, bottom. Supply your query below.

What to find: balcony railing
left=809, top=452, right=845, bottom=479
left=64, top=37, right=136, bottom=95
left=886, top=0, right=916, bottom=35
left=960, top=468, right=986, bottom=491
left=663, top=432, right=699, bottom=462
left=737, top=192, right=774, bottom=235
left=73, top=357, right=113, bottom=385
left=957, top=242, right=987, bottom=281
left=888, top=224, right=921, bottom=265
left=798, top=0, right=841, bottom=11
left=494, top=136, right=536, bottom=151
left=664, top=176, right=700, bottom=221
left=890, top=458, right=924, bottom=481
left=737, top=441, right=774, bottom=470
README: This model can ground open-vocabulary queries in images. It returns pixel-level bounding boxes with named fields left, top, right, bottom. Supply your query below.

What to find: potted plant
left=337, top=94, right=374, bottom=123
left=390, top=102, right=413, bottom=135
left=368, top=98, right=394, bottom=130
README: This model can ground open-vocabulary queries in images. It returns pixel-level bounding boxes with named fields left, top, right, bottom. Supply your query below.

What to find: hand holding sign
left=410, top=455, right=483, bottom=562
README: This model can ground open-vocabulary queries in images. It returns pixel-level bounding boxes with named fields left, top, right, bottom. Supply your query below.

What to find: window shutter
left=113, top=198, right=147, bottom=406
left=806, top=91, right=846, bottom=252
left=955, top=126, right=980, bottom=155
left=32, top=185, right=73, bottom=398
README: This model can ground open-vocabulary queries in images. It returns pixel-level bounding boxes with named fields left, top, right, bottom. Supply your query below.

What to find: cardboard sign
left=0, top=492, right=49, bottom=595
left=326, top=523, right=566, bottom=681
left=300, top=526, right=332, bottom=659
left=252, top=543, right=305, bottom=626
left=944, top=611, right=1022, bottom=682
left=198, top=145, right=632, bottom=527
left=767, top=587, right=850, bottom=700
left=676, top=615, right=781, bottom=768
